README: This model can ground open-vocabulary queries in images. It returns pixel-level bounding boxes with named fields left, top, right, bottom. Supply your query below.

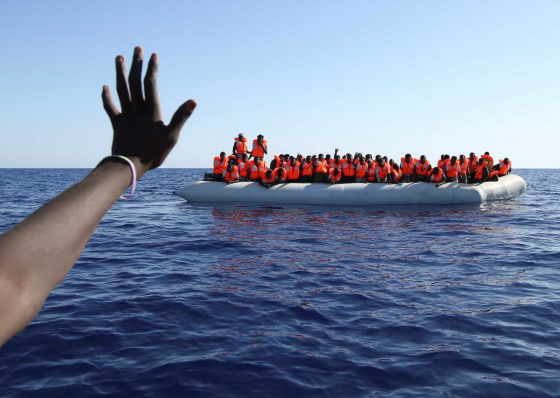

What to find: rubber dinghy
left=174, top=174, right=526, bottom=206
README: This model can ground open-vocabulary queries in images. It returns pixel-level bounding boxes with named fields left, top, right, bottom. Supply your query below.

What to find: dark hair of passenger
left=266, top=169, right=273, bottom=177
left=445, top=154, right=450, bottom=160
left=485, top=152, right=490, bottom=155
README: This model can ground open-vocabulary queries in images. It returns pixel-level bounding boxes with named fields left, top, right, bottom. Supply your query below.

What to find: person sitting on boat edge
left=375, top=158, right=391, bottom=183
left=249, top=157, right=266, bottom=181
left=223, top=161, right=239, bottom=184
left=444, top=156, right=460, bottom=183
left=355, top=155, right=367, bottom=183
left=260, top=169, right=275, bottom=188
left=232, top=133, right=248, bottom=159
left=286, top=156, right=300, bottom=182
left=213, top=151, right=227, bottom=181
left=328, top=167, right=342, bottom=184
left=473, top=158, right=490, bottom=183
left=458, top=155, right=469, bottom=183
left=429, top=166, right=445, bottom=183
left=495, top=158, right=511, bottom=176
left=250, top=134, right=267, bottom=160
left=468, top=152, right=478, bottom=183
left=400, top=153, right=415, bottom=183
left=414, top=155, right=430, bottom=182
left=390, top=164, right=402, bottom=183
left=300, top=156, right=313, bottom=183
left=342, top=153, right=355, bottom=183
left=275, top=167, right=287, bottom=183
left=237, top=153, right=249, bottom=181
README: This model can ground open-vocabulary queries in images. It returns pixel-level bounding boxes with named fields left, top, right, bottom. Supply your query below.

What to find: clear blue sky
left=1, top=0, right=558, bottom=168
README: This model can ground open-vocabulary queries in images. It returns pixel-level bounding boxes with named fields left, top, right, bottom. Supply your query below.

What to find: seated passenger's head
left=290, top=156, right=296, bottom=164
left=504, top=158, right=509, bottom=165
left=335, top=154, right=341, bottom=161
left=312, top=155, right=317, bottom=161
left=485, top=151, right=490, bottom=155
left=445, top=154, right=450, bottom=160
left=427, top=164, right=432, bottom=171
left=478, top=158, right=485, bottom=165
left=318, top=154, right=324, bottom=160
left=393, top=164, right=400, bottom=171
left=238, top=133, right=244, bottom=140
left=278, top=154, right=284, bottom=160
left=347, top=154, right=353, bottom=161
left=389, top=158, right=394, bottom=165
left=325, top=154, right=331, bottom=161
left=459, top=154, right=465, bottom=162
left=441, top=154, right=445, bottom=160
left=382, top=156, right=388, bottom=162
left=366, top=154, right=372, bottom=160
left=405, top=154, right=412, bottom=162
left=420, top=155, right=426, bottom=163
left=379, top=158, right=385, bottom=166
left=375, top=155, right=381, bottom=161
left=433, top=167, right=440, bottom=174
left=470, top=152, right=475, bottom=159
left=257, top=134, right=264, bottom=141
left=227, top=162, right=234, bottom=171
left=278, top=168, right=284, bottom=177
left=306, top=156, right=311, bottom=162
left=266, top=169, right=273, bottom=178
left=220, top=151, right=226, bottom=159
left=242, top=153, right=248, bottom=161
left=451, top=156, right=457, bottom=165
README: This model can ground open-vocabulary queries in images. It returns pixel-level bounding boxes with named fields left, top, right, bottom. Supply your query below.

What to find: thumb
left=168, top=99, right=197, bottom=136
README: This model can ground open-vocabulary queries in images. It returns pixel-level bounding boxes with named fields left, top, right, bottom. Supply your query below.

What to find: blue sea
left=0, top=168, right=558, bottom=397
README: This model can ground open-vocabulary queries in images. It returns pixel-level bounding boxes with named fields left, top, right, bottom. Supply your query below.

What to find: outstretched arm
left=0, top=47, right=196, bottom=348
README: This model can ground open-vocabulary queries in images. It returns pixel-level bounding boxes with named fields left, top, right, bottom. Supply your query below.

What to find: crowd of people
left=210, top=133, right=513, bottom=188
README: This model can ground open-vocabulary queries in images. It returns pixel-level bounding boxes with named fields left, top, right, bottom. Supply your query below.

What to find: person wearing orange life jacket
left=429, top=167, right=444, bottom=183
left=390, top=164, right=402, bottom=183
left=274, top=167, right=287, bottom=183
left=232, top=133, right=248, bottom=159
left=286, top=156, right=300, bottom=182
left=468, top=152, right=479, bottom=183
left=473, top=158, right=490, bottom=183
left=458, top=155, right=469, bottom=183
left=355, top=155, right=368, bottom=182
left=437, top=155, right=445, bottom=169
left=324, top=154, right=332, bottom=167
left=270, top=154, right=281, bottom=170
left=330, top=154, right=344, bottom=174
left=222, top=162, right=239, bottom=184
left=213, top=152, right=228, bottom=181
left=497, top=158, right=512, bottom=176
left=300, top=156, right=314, bottom=183
left=444, top=156, right=460, bottom=183
left=328, top=167, right=343, bottom=184
left=249, top=157, right=267, bottom=181
left=237, top=153, right=249, bottom=181
left=260, top=169, right=276, bottom=187
left=342, top=153, right=356, bottom=183
left=414, top=155, right=430, bottom=182
left=375, top=158, right=391, bottom=183
left=480, top=152, right=494, bottom=171
left=250, top=134, right=268, bottom=159
left=400, top=154, right=415, bottom=182
left=314, top=154, right=328, bottom=183
left=366, top=158, right=376, bottom=182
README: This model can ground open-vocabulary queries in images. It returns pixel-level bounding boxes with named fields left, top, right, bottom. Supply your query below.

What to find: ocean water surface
left=0, top=168, right=559, bottom=397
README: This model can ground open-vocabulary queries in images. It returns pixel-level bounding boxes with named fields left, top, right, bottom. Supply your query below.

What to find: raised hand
left=101, top=46, right=197, bottom=177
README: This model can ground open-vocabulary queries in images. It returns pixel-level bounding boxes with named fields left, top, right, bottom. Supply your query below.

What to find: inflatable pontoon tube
left=174, top=174, right=526, bottom=205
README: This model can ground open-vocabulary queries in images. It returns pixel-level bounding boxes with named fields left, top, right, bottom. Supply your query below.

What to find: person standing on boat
left=213, top=152, right=228, bottom=181
left=300, top=156, right=314, bottom=183
left=250, top=134, right=267, bottom=160
left=232, top=133, right=248, bottom=159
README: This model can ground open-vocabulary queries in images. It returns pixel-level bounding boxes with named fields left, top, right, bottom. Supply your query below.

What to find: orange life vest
left=251, top=139, right=267, bottom=158
left=376, top=163, right=390, bottom=180
left=468, top=156, right=478, bottom=173
left=214, top=156, right=227, bottom=174
left=342, top=159, right=355, bottom=177
left=330, top=160, right=343, bottom=172
left=481, top=154, right=494, bottom=169
left=329, top=169, right=342, bottom=183
left=475, top=162, right=488, bottom=180
left=286, top=162, right=300, bottom=180
left=302, top=162, right=313, bottom=176
left=366, top=162, right=376, bottom=181
left=315, top=159, right=328, bottom=174
left=401, top=158, right=414, bottom=175
left=415, top=160, right=430, bottom=176
left=250, top=160, right=266, bottom=180
left=429, top=168, right=444, bottom=183
left=234, top=137, right=248, bottom=154
left=460, top=159, right=469, bottom=175
left=261, top=171, right=275, bottom=184
left=498, top=160, right=511, bottom=176
left=237, top=159, right=248, bottom=177
left=437, top=159, right=444, bottom=169
left=392, top=169, right=402, bottom=182
left=223, top=166, right=239, bottom=182
left=445, top=162, right=459, bottom=178
left=355, top=162, right=367, bottom=178
left=274, top=168, right=287, bottom=183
